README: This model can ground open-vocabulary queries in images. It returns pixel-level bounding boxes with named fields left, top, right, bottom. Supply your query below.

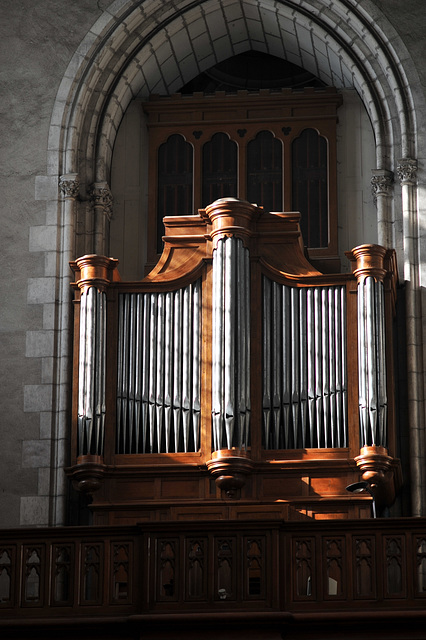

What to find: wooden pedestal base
left=355, top=445, right=399, bottom=511
left=206, top=449, right=254, bottom=498
left=67, top=455, right=107, bottom=494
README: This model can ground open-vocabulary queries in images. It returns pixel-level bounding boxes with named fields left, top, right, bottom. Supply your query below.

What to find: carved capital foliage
left=90, top=182, right=113, bottom=220
left=59, top=174, right=80, bottom=199
left=371, top=170, right=393, bottom=200
left=397, top=157, right=418, bottom=185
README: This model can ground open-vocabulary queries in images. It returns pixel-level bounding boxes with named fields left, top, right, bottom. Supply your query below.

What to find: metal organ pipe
left=262, top=278, right=348, bottom=449
left=212, top=237, right=250, bottom=451
left=116, top=282, right=201, bottom=454
left=357, top=276, right=387, bottom=447
left=77, top=286, right=107, bottom=456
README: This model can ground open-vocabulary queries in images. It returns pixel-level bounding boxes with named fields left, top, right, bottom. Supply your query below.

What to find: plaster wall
left=0, top=0, right=425, bottom=527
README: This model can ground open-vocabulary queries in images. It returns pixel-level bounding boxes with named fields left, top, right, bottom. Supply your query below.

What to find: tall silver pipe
left=375, top=280, right=387, bottom=446
left=121, top=294, right=130, bottom=453
left=237, top=241, right=248, bottom=449
left=212, top=240, right=224, bottom=451
left=85, top=287, right=96, bottom=451
left=134, top=294, right=143, bottom=452
left=263, top=277, right=272, bottom=449
left=291, top=286, right=300, bottom=447
left=224, top=237, right=236, bottom=449
left=314, top=287, right=323, bottom=446
left=272, top=282, right=282, bottom=449
left=96, top=290, right=106, bottom=454
left=212, top=237, right=250, bottom=451
left=243, top=246, right=251, bottom=447
left=299, top=288, right=308, bottom=448
left=366, top=277, right=378, bottom=444
left=156, top=292, right=165, bottom=452
left=307, top=288, right=316, bottom=447
left=340, top=286, right=347, bottom=447
left=357, top=276, right=387, bottom=448
left=328, top=288, right=336, bottom=448
left=358, top=279, right=368, bottom=445
left=321, top=288, right=330, bottom=447
left=148, top=293, right=158, bottom=452
left=334, top=288, right=343, bottom=448
left=182, top=285, right=192, bottom=452
left=173, top=288, right=183, bottom=452
left=192, top=280, right=201, bottom=451
left=78, top=289, right=88, bottom=455
left=164, top=292, right=173, bottom=453
left=127, top=294, right=136, bottom=453
left=282, top=285, right=291, bottom=448
left=78, top=286, right=108, bottom=456
left=141, top=293, right=151, bottom=452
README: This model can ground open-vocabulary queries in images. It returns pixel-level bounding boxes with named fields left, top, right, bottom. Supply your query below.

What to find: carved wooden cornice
left=144, top=198, right=322, bottom=286
left=70, top=254, right=119, bottom=293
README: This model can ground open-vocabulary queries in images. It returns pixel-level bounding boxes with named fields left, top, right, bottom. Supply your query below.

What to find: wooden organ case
left=67, top=198, right=401, bottom=524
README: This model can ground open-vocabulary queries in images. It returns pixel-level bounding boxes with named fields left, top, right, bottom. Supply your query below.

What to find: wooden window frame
left=143, top=88, right=343, bottom=273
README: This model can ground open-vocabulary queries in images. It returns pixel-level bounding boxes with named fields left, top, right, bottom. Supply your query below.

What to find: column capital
left=89, top=182, right=113, bottom=220
left=59, top=173, right=80, bottom=199
left=371, top=169, right=393, bottom=200
left=397, top=157, right=417, bottom=185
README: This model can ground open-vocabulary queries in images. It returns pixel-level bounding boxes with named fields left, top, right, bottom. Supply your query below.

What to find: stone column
left=371, top=169, right=394, bottom=248
left=397, top=157, right=425, bottom=516
left=90, top=182, right=113, bottom=256
left=48, top=174, right=81, bottom=524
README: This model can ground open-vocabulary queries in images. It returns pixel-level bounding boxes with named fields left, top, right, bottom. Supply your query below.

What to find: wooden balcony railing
left=1, top=518, right=426, bottom=627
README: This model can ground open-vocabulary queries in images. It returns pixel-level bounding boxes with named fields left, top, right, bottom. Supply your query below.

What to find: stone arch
left=56, top=1, right=419, bottom=186
left=37, top=0, right=424, bottom=523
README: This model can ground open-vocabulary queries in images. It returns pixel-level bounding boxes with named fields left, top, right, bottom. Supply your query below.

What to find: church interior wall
left=0, top=0, right=425, bottom=528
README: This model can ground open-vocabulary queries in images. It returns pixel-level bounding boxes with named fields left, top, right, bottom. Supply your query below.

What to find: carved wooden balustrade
left=1, top=519, right=426, bottom=626
left=67, top=199, right=402, bottom=523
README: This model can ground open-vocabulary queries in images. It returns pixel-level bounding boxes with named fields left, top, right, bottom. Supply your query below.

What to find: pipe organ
left=68, top=199, right=401, bottom=523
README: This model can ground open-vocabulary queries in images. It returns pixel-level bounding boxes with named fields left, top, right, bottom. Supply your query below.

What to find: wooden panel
left=161, top=480, right=200, bottom=498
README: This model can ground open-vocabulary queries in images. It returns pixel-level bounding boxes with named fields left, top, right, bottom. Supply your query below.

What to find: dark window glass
left=292, top=129, right=328, bottom=248
left=247, top=131, right=282, bottom=211
left=202, top=133, right=237, bottom=206
left=158, top=134, right=193, bottom=252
